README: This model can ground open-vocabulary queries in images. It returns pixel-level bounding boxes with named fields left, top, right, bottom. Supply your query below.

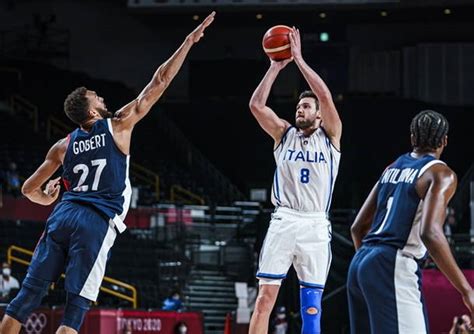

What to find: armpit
left=114, top=99, right=138, bottom=120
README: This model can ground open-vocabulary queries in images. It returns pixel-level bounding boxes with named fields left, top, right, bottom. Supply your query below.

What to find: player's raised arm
left=21, top=138, right=67, bottom=206
left=350, top=182, right=379, bottom=250
left=289, top=27, right=342, bottom=149
left=249, top=59, right=292, bottom=145
left=418, top=164, right=474, bottom=318
left=114, top=11, right=215, bottom=130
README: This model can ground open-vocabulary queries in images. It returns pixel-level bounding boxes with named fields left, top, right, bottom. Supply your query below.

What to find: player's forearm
left=294, top=58, right=332, bottom=102
left=152, top=37, right=194, bottom=89
left=423, top=230, right=472, bottom=296
left=134, top=37, right=194, bottom=117
left=249, top=65, right=280, bottom=109
left=22, top=187, right=53, bottom=206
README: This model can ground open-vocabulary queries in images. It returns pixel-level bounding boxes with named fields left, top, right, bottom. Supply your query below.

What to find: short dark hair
left=298, top=90, right=319, bottom=110
left=410, top=110, right=449, bottom=150
left=64, top=87, right=89, bottom=125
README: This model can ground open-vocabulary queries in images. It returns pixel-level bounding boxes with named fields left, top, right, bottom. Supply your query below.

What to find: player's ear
left=410, top=134, right=416, bottom=147
left=442, top=135, right=448, bottom=147
left=89, top=108, right=98, bottom=118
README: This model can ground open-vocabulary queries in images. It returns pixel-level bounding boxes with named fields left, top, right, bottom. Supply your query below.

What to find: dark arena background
left=1, top=0, right=474, bottom=333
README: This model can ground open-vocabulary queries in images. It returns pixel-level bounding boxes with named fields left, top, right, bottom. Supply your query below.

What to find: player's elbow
left=421, top=227, right=444, bottom=247
left=249, top=101, right=264, bottom=115
left=350, top=222, right=362, bottom=236
left=152, top=75, right=169, bottom=92
left=153, top=66, right=171, bottom=89
left=21, top=181, right=34, bottom=197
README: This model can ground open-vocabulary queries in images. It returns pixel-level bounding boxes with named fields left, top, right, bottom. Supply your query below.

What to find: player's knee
left=61, top=293, right=91, bottom=332
left=300, top=287, right=323, bottom=334
left=5, top=274, right=50, bottom=323
left=254, top=294, right=275, bottom=315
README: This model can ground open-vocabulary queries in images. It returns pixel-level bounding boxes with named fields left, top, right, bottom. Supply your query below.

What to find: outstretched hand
left=187, top=11, right=216, bottom=44
left=288, top=26, right=302, bottom=61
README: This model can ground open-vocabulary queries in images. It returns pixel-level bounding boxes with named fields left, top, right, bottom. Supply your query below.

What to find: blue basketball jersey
left=363, top=153, right=445, bottom=257
left=61, top=118, right=131, bottom=233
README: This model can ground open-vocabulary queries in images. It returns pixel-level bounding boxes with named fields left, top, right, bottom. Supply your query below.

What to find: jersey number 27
left=72, top=159, right=107, bottom=192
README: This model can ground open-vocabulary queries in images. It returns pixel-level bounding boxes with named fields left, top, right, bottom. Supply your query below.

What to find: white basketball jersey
left=271, top=126, right=341, bottom=212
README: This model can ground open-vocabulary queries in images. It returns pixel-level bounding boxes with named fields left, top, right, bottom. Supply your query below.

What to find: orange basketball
left=262, top=25, right=292, bottom=61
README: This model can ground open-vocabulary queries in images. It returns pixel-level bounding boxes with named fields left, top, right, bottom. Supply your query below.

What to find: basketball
left=262, top=25, right=292, bottom=61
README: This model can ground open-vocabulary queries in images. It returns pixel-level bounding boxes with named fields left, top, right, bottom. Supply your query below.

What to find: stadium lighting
left=320, top=32, right=329, bottom=42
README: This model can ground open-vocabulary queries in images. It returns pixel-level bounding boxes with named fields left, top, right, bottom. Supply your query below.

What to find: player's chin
left=100, top=110, right=113, bottom=119
left=295, top=119, right=306, bottom=127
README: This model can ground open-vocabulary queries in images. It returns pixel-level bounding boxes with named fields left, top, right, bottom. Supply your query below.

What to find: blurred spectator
left=0, top=262, right=20, bottom=303
left=5, top=162, right=21, bottom=197
left=174, top=322, right=188, bottom=334
left=449, top=314, right=473, bottom=334
left=444, top=206, right=456, bottom=243
left=270, top=306, right=288, bottom=334
left=162, top=290, right=184, bottom=311
left=131, top=186, right=139, bottom=208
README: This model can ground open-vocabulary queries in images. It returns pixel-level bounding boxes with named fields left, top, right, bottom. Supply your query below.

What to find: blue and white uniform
left=28, top=118, right=131, bottom=301
left=257, top=126, right=340, bottom=287
left=347, top=153, right=445, bottom=334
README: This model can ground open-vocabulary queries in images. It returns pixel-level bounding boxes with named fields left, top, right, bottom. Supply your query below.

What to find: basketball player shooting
left=248, top=26, right=342, bottom=334
left=0, top=12, right=215, bottom=334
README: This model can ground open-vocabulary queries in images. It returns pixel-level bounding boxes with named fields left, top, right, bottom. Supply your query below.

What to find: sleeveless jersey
left=363, top=153, right=445, bottom=259
left=61, top=118, right=131, bottom=233
left=271, top=126, right=341, bottom=213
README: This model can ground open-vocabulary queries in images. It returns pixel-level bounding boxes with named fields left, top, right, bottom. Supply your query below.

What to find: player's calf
left=61, top=293, right=91, bottom=332
left=300, top=287, right=323, bottom=334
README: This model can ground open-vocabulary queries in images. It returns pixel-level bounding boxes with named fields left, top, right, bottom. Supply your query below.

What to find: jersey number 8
left=300, top=168, right=310, bottom=184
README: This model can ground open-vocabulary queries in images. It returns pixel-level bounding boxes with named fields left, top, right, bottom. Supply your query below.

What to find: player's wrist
left=269, top=62, right=284, bottom=72
left=184, top=35, right=195, bottom=46
left=293, top=55, right=304, bottom=65
left=461, top=287, right=473, bottom=297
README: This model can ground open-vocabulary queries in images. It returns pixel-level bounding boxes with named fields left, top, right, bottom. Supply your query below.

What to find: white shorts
left=256, top=207, right=332, bottom=288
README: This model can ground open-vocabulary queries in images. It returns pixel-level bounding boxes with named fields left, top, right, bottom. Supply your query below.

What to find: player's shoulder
left=430, top=163, right=456, bottom=181
left=420, top=161, right=457, bottom=186
left=54, top=136, right=69, bottom=151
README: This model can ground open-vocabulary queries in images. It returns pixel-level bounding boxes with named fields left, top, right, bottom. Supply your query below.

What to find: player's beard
left=296, top=118, right=312, bottom=129
left=98, top=108, right=113, bottom=119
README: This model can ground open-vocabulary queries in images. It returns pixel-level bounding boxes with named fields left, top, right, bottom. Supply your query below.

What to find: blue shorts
left=28, top=201, right=117, bottom=301
left=347, top=244, right=429, bottom=334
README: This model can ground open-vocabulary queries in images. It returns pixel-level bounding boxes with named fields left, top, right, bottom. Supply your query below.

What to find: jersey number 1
left=374, top=196, right=394, bottom=235
left=73, top=159, right=107, bottom=192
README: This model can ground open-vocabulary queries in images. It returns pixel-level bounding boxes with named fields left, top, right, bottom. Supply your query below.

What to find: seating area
left=0, top=59, right=244, bottom=205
